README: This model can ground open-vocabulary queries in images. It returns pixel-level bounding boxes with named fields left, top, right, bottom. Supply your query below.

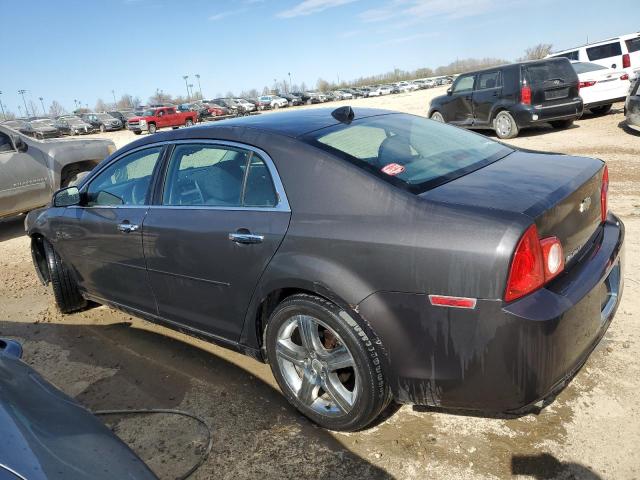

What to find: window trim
left=77, top=139, right=290, bottom=212
left=452, top=74, right=476, bottom=94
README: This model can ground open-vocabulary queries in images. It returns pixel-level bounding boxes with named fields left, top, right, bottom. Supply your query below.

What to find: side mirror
left=53, top=186, right=80, bottom=207
left=13, top=136, right=28, bottom=152
left=446, top=88, right=453, bottom=96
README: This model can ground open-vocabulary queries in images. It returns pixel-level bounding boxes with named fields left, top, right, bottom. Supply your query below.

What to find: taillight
left=623, top=53, right=631, bottom=69
left=620, top=73, right=630, bottom=81
left=504, top=224, right=565, bottom=302
left=601, top=165, right=609, bottom=223
left=520, top=85, right=532, bottom=105
left=579, top=81, right=596, bottom=88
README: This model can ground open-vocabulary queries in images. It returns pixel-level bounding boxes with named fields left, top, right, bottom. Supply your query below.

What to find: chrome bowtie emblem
left=579, top=196, right=592, bottom=213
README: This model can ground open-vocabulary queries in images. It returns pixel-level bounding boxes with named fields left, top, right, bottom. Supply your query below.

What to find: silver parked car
left=0, top=123, right=115, bottom=219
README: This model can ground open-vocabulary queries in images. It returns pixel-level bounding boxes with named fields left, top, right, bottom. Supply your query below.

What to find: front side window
left=453, top=75, right=475, bottom=93
left=163, top=144, right=277, bottom=208
left=587, top=42, right=622, bottom=61
left=303, top=113, right=513, bottom=194
left=86, top=147, right=163, bottom=206
left=0, top=131, right=14, bottom=153
left=477, top=71, right=501, bottom=90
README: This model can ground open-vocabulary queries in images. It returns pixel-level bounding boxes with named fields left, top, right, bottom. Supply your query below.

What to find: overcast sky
left=1, top=0, right=638, bottom=113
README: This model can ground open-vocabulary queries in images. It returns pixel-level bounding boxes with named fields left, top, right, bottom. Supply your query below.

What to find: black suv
left=428, top=58, right=583, bottom=139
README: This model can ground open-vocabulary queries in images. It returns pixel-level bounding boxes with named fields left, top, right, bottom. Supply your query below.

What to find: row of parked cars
left=1, top=112, right=128, bottom=139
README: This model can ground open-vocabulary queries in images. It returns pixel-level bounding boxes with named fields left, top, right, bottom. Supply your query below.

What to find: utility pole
left=183, top=75, right=190, bottom=100
left=0, top=91, right=6, bottom=120
left=18, top=90, right=28, bottom=117
left=288, top=72, right=292, bottom=91
left=74, top=99, right=78, bottom=112
left=18, top=105, right=22, bottom=117
left=111, top=89, right=117, bottom=109
left=195, top=74, right=203, bottom=100
left=39, top=97, right=46, bottom=116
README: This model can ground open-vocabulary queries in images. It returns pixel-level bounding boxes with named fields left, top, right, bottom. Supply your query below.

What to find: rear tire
left=43, top=240, right=87, bottom=314
left=99, top=124, right=106, bottom=133
left=265, top=294, right=391, bottom=431
left=550, top=119, right=574, bottom=129
left=494, top=111, right=519, bottom=139
left=589, top=104, right=612, bottom=116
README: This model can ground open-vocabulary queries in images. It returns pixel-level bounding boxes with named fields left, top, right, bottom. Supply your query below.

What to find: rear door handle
left=117, top=223, right=140, bottom=233
left=229, top=232, right=264, bottom=244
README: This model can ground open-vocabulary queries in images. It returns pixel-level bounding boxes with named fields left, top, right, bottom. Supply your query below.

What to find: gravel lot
left=1, top=87, right=639, bottom=479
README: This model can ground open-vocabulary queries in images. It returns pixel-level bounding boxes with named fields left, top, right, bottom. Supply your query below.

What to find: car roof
left=188, top=107, right=394, bottom=138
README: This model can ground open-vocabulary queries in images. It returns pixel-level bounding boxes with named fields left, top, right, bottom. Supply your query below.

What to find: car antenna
left=332, top=106, right=355, bottom=124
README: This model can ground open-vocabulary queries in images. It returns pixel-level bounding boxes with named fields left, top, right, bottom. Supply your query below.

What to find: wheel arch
left=60, top=160, right=100, bottom=188
left=29, top=234, right=50, bottom=285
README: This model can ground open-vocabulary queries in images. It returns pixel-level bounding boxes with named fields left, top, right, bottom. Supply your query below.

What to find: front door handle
left=229, top=231, right=264, bottom=244
left=117, top=223, right=140, bottom=233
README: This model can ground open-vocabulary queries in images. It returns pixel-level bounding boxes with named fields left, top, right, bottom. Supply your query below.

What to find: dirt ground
left=1, top=88, right=639, bottom=480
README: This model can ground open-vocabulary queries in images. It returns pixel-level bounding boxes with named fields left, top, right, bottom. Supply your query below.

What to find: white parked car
left=235, top=98, right=256, bottom=112
left=549, top=32, right=640, bottom=81
left=369, top=86, right=392, bottom=96
left=259, top=95, right=288, bottom=109
left=572, top=61, right=631, bottom=114
left=334, top=90, right=353, bottom=100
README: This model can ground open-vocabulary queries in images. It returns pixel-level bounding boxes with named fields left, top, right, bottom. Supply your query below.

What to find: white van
left=549, top=32, right=640, bottom=80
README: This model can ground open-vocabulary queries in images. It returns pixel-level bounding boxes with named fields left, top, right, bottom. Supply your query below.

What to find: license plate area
left=545, top=88, right=569, bottom=100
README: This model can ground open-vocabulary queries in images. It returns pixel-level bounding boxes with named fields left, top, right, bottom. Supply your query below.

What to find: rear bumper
left=584, top=96, right=626, bottom=110
left=357, top=214, right=624, bottom=412
left=511, top=99, right=583, bottom=126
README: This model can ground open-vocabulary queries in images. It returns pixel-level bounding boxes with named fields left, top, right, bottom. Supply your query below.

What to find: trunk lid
left=421, top=150, right=605, bottom=266
left=523, top=58, right=580, bottom=106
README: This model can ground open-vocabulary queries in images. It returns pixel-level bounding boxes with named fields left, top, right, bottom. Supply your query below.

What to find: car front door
left=445, top=74, right=476, bottom=125
left=0, top=128, right=51, bottom=216
left=472, top=70, right=502, bottom=126
left=142, top=141, right=291, bottom=341
left=55, top=145, right=165, bottom=313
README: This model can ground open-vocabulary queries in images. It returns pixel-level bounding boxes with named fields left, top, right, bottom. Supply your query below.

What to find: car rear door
left=56, top=146, right=165, bottom=314
left=523, top=59, right=581, bottom=114
left=142, top=141, right=291, bottom=341
left=445, top=74, right=475, bottom=125
left=472, top=70, right=502, bottom=126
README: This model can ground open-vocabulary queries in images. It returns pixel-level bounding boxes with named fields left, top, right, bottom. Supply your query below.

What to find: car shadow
left=0, top=320, right=394, bottom=480
left=511, top=453, right=603, bottom=479
left=618, top=120, right=640, bottom=137
left=0, top=215, right=27, bottom=242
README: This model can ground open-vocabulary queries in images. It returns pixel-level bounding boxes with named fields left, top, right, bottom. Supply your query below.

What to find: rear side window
left=304, top=114, right=513, bottom=194
left=553, top=51, right=579, bottom=61
left=626, top=37, right=640, bottom=53
left=162, top=144, right=276, bottom=208
left=524, top=60, right=577, bottom=85
left=477, top=71, right=501, bottom=90
left=586, top=42, right=622, bottom=61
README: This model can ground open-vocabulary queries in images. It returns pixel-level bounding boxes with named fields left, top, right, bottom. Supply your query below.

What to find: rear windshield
left=524, top=59, right=577, bottom=85
left=587, top=42, right=622, bottom=61
left=626, top=37, right=640, bottom=53
left=572, top=62, right=607, bottom=74
left=303, top=113, right=513, bottom=194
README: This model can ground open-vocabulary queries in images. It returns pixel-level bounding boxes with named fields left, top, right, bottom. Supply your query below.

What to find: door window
left=626, top=37, right=640, bottom=53
left=163, top=144, right=277, bottom=208
left=586, top=42, right=622, bottom=61
left=477, top=71, right=501, bottom=90
left=452, top=75, right=475, bottom=93
left=0, top=131, right=14, bottom=153
left=86, top=147, right=163, bottom=206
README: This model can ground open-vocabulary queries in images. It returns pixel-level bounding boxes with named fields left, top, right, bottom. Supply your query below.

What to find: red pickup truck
left=127, top=106, right=197, bottom=135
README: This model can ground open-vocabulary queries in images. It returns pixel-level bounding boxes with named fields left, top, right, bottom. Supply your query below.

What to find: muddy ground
left=1, top=89, right=639, bottom=479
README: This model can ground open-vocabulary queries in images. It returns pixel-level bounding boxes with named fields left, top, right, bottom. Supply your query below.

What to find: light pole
left=111, top=89, right=117, bottom=109
left=183, top=75, right=190, bottom=100
left=188, top=84, right=194, bottom=99
left=195, top=74, right=203, bottom=100
left=0, top=91, right=6, bottom=120
left=18, top=90, right=28, bottom=117
left=288, top=72, right=293, bottom=92
left=39, top=97, right=46, bottom=116
left=18, top=105, right=22, bottom=117
left=74, top=99, right=78, bottom=112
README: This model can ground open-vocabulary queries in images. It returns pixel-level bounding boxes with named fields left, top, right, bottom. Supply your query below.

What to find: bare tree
left=116, top=94, right=134, bottom=110
left=519, top=43, right=553, bottom=61
left=28, top=100, right=41, bottom=117
left=225, top=91, right=235, bottom=98
left=49, top=101, right=65, bottom=118
left=317, top=78, right=330, bottom=92
left=94, top=98, right=107, bottom=112
left=2, top=110, right=16, bottom=120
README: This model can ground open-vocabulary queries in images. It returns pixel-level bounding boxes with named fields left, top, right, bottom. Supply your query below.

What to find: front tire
left=148, top=123, right=157, bottom=134
left=550, top=119, right=574, bottom=129
left=99, top=124, right=106, bottom=133
left=266, top=294, right=390, bottom=431
left=185, top=118, right=194, bottom=127
left=430, top=111, right=445, bottom=123
left=43, top=240, right=87, bottom=314
left=494, top=110, right=519, bottom=139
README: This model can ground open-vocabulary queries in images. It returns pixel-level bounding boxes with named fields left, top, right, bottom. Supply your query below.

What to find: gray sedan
left=26, top=107, right=623, bottom=431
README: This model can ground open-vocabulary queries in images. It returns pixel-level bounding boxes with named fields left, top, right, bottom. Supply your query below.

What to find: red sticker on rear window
left=381, top=163, right=406, bottom=176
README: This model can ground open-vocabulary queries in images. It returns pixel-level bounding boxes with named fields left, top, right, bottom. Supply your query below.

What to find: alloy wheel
left=496, top=114, right=512, bottom=137
left=430, top=112, right=444, bottom=123
left=275, top=314, right=358, bottom=416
